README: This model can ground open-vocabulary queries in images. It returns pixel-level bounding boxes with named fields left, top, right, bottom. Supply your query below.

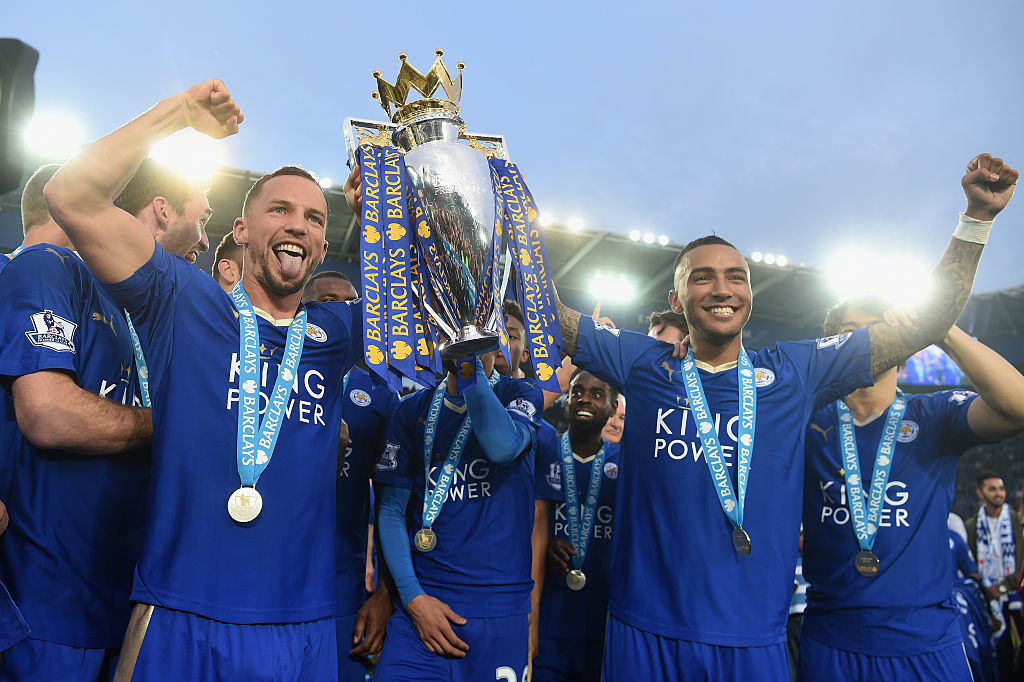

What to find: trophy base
left=440, top=326, right=499, bottom=361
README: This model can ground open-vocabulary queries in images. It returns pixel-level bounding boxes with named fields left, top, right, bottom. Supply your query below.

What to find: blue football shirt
left=802, top=390, right=986, bottom=655
left=374, top=375, right=542, bottom=617
left=336, top=366, right=398, bottom=616
left=103, top=242, right=362, bottom=624
left=573, top=316, right=873, bottom=645
left=0, top=244, right=146, bottom=648
left=537, top=439, right=621, bottom=641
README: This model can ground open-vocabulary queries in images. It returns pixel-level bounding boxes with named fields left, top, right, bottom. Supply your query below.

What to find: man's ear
left=668, top=288, right=684, bottom=314
left=233, top=216, right=248, bottom=246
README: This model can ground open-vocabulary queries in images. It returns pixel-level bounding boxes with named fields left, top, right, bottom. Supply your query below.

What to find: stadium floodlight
left=642, top=232, right=655, bottom=244
left=567, top=216, right=585, bottom=232
left=22, top=112, right=85, bottom=161
left=825, top=248, right=932, bottom=307
left=539, top=212, right=554, bottom=228
left=764, top=253, right=776, bottom=265
left=149, top=128, right=225, bottom=181
left=776, top=255, right=788, bottom=267
left=589, top=272, right=636, bottom=302
left=319, top=177, right=333, bottom=189
left=628, top=230, right=642, bottom=241
left=751, top=251, right=763, bottom=262
left=657, top=234, right=670, bottom=246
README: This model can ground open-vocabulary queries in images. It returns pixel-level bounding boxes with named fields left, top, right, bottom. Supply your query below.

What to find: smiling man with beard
left=43, top=80, right=362, bottom=680
left=533, top=369, right=621, bottom=682
left=551, top=153, right=1018, bottom=680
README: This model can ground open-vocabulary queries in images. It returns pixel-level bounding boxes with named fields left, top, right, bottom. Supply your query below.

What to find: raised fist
left=962, top=153, right=1018, bottom=221
left=180, top=79, right=244, bottom=139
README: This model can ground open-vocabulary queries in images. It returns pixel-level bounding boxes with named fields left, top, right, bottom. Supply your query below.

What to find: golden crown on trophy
left=372, top=49, right=464, bottom=124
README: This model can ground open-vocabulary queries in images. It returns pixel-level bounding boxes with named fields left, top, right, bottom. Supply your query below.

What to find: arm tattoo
left=556, top=298, right=581, bottom=358
left=868, top=237, right=983, bottom=377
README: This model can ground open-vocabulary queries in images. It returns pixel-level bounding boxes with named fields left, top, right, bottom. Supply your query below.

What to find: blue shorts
left=603, top=615, right=789, bottom=682
left=335, top=610, right=370, bottom=682
left=375, top=608, right=528, bottom=682
left=532, top=634, right=603, bottom=681
left=115, top=604, right=336, bottom=681
left=0, top=637, right=117, bottom=682
left=798, top=636, right=972, bottom=682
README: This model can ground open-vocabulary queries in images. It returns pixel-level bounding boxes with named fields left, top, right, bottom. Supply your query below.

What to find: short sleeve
left=933, top=390, right=988, bottom=453
left=0, top=248, right=83, bottom=379
left=776, top=328, right=874, bottom=409
left=374, top=394, right=422, bottom=490
left=574, top=316, right=659, bottom=394
left=534, top=422, right=563, bottom=501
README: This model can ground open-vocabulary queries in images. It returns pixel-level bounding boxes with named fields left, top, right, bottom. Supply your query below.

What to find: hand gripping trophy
left=344, top=50, right=562, bottom=392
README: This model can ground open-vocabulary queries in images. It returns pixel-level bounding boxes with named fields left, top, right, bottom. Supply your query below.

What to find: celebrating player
left=552, top=153, right=1017, bottom=679
left=373, top=352, right=543, bottom=682
left=44, top=80, right=362, bottom=680
left=0, top=156, right=211, bottom=680
left=303, top=271, right=398, bottom=680
left=533, top=370, right=621, bottom=682
left=800, top=298, right=1024, bottom=680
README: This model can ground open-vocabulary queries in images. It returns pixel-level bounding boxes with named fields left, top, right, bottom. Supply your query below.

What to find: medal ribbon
left=490, top=160, right=561, bottom=392
left=560, top=431, right=606, bottom=571
left=421, top=371, right=501, bottom=528
left=680, top=348, right=757, bottom=531
left=836, top=392, right=907, bottom=553
left=124, top=312, right=151, bottom=407
left=230, top=282, right=307, bottom=487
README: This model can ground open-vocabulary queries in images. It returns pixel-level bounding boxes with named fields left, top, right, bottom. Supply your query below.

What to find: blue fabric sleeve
left=464, top=361, right=531, bottom=464
left=574, top=315, right=661, bottom=394
left=373, top=394, right=420, bottom=488
left=533, top=422, right=564, bottom=501
left=377, top=485, right=424, bottom=608
left=0, top=246, right=81, bottom=379
left=775, top=328, right=874, bottom=409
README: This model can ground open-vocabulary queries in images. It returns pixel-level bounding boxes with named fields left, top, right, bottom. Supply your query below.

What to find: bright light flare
left=826, top=248, right=933, bottom=307
left=23, top=112, right=85, bottom=160
left=657, top=234, right=670, bottom=246
left=566, top=216, right=585, bottom=232
left=777, top=255, right=789, bottom=267
left=751, top=251, right=763, bottom=263
left=539, top=212, right=555, bottom=228
left=589, top=272, right=636, bottom=302
left=642, top=232, right=655, bottom=244
left=149, top=129, right=226, bottom=181
left=319, top=177, right=333, bottom=189
left=628, top=230, right=642, bottom=241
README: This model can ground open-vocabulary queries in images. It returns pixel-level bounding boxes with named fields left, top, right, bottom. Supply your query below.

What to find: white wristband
left=953, top=212, right=993, bottom=245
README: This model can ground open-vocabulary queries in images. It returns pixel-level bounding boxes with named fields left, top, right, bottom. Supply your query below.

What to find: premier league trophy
left=344, top=50, right=562, bottom=391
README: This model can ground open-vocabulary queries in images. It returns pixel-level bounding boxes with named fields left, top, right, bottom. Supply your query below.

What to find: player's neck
left=240, top=276, right=302, bottom=322
left=568, top=423, right=604, bottom=458
left=841, top=371, right=898, bottom=421
left=688, top=332, right=743, bottom=366
left=23, top=225, right=73, bottom=251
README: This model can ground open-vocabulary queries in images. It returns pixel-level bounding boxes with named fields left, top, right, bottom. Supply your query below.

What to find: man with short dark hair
left=304, top=270, right=358, bottom=304
left=533, top=369, right=621, bottom=682
left=967, top=471, right=1024, bottom=680
left=44, top=80, right=362, bottom=680
left=211, top=232, right=243, bottom=293
left=552, top=154, right=1018, bottom=679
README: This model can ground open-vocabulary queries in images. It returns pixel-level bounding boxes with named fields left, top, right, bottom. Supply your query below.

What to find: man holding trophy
left=343, top=50, right=562, bottom=682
